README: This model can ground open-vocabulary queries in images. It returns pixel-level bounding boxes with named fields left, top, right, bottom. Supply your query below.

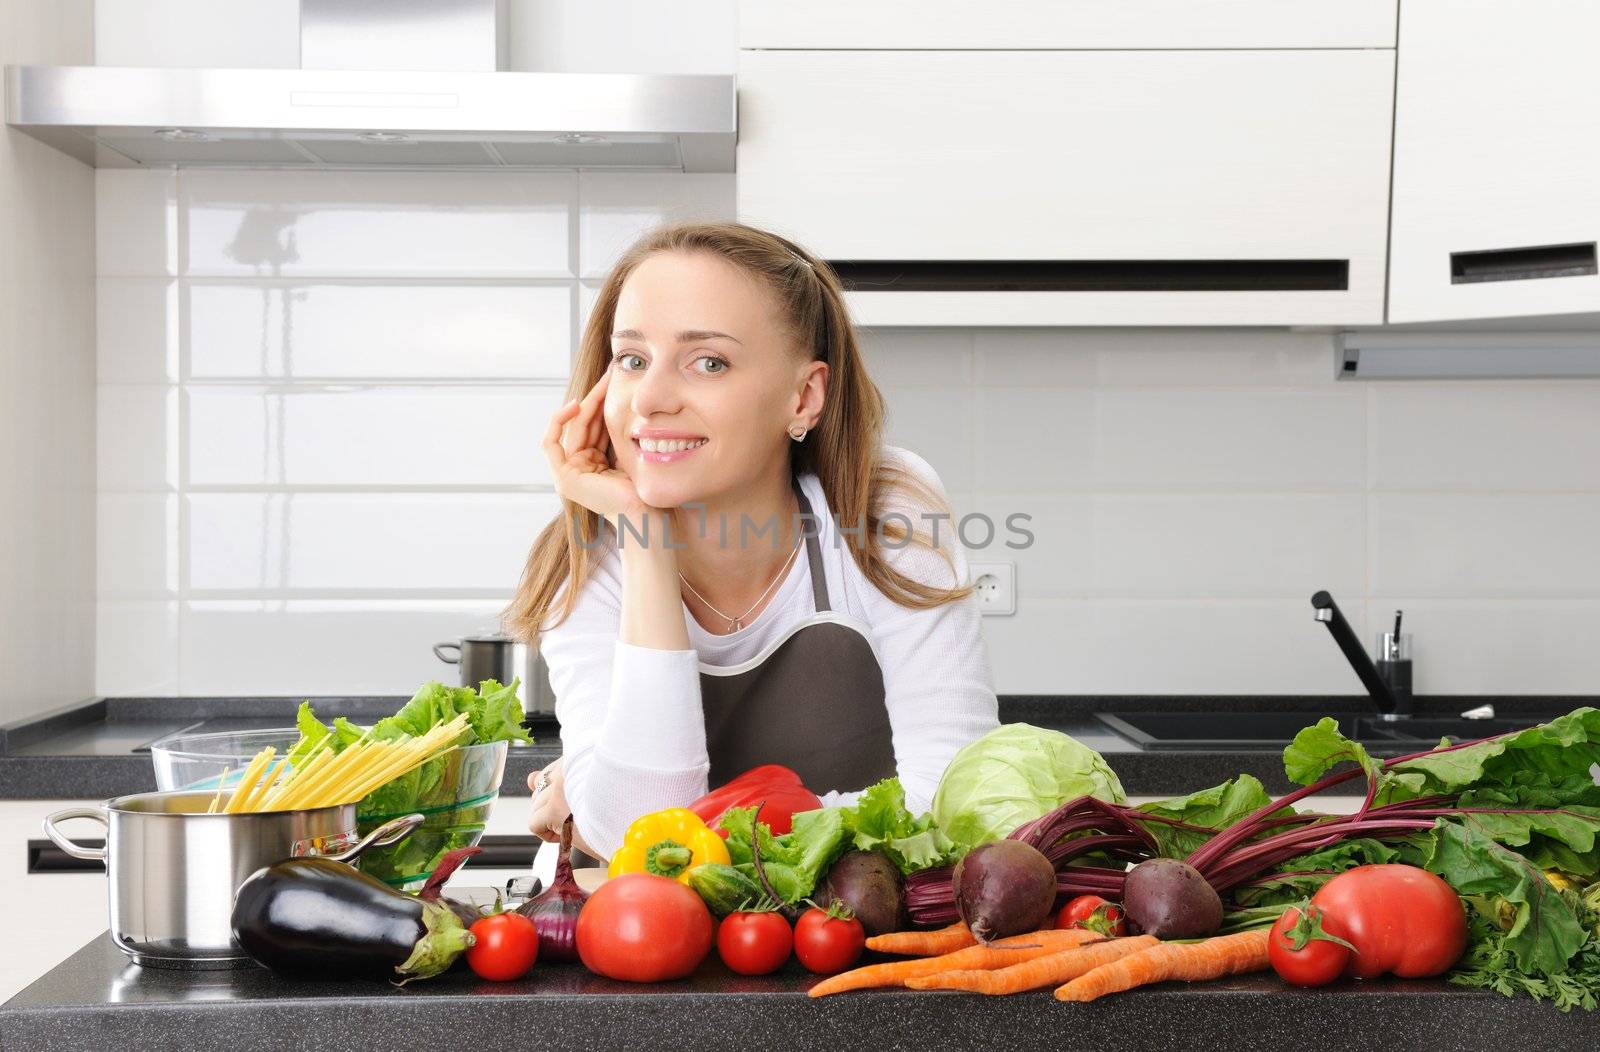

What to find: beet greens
left=907, top=706, right=1600, bottom=981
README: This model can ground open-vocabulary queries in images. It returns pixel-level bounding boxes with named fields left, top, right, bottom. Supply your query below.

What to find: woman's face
left=603, top=250, right=823, bottom=509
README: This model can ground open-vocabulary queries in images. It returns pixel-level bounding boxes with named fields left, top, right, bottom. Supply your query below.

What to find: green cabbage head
left=931, top=723, right=1126, bottom=851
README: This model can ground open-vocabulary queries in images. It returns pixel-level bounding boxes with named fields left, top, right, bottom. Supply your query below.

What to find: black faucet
left=1311, top=591, right=1412, bottom=719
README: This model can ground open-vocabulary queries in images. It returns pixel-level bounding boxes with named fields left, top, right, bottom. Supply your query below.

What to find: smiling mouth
left=632, top=437, right=710, bottom=465
left=634, top=437, right=709, bottom=454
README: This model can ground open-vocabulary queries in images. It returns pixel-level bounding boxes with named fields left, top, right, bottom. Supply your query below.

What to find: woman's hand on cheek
left=544, top=367, right=649, bottom=532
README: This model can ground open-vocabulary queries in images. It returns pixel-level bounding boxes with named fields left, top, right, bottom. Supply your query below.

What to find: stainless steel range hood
left=4, top=0, right=735, bottom=171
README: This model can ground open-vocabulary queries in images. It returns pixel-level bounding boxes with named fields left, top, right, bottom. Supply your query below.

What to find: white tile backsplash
left=981, top=599, right=1367, bottom=695
left=184, top=386, right=564, bottom=486
left=1363, top=600, right=1600, bottom=695
left=578, top=172, right=737, bottom=277
left=96, top=279, right=177, bottom=382
left=97, top=495, right=179, bottom=598
left=96, top=385, right=178, bottom=491
left=186, top=493, right=559, bottom=593
left=181, top=170, right=578, bottom=278
left=97, top=602, right=180, bottom=696
left=92, top=167, right=1600, bottom=696
left=1087, top=494, right=1367, bottom=598
left=95, top=168, right=178, bottom=276
left=1372, top=493, right=1600, bottom=597
left=1371, top=383, right=1600, bottom=491
left=187, top=283, right=574, bottom=380
left=178, top=600, right=513, bottom=695
left=1092, top=388, right=1367, bottom=490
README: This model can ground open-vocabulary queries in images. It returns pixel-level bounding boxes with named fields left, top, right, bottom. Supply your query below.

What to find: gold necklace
left=679, top=540, right=801, bottom=631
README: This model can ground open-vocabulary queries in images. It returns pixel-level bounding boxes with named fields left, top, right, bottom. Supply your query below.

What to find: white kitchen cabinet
left=737, top=49, right=1395, bottom=326
left=0, top=801, right=113, bottom=1003
left=1388, top=1, right=1600, bottom=324
left=739, top=0, right=1397, bottom=50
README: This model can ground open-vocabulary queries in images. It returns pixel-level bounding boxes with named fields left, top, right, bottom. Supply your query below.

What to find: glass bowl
left=354, top=739, right=509, bottom=890
left=147, top=726, right=511, bottom=888
left=150, top=727, right=302, bottom=792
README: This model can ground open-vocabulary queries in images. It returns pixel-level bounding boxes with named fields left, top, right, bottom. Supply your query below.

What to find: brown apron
left=697, top=473, right=898, bottom=793
left=567, top=475, right=896, bottom=869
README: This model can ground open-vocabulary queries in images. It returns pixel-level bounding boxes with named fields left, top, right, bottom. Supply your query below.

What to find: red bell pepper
left=688, top=764, right=821, bottom=838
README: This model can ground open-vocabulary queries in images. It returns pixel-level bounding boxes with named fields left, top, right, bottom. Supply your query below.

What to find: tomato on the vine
left=1057, top=895, right=1128, bottom=938
left=1268, top=904, right=1354, bottom=988
left=466, top=911, right=540, bottom=981
left=716, top=908, right=793, bottom=976
left=793, top=902, right=864, bottom=975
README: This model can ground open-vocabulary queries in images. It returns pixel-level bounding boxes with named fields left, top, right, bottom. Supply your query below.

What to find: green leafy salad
left=287, top=679, right=533, bottom=886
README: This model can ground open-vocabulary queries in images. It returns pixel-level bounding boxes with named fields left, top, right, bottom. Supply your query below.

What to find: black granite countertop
left=1, top=933, right=1592, bottom=1052
left=1, top=695, right=1591, bottom=801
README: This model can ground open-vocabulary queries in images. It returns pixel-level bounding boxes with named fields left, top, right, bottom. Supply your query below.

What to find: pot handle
left=433, top=641, right=462, bottom=664
left=327, top=812, right=425, bottom=865
left=42, top=806, right=110, bottom=861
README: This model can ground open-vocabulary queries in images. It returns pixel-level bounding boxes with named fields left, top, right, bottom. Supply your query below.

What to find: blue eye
left=612, top=351, right=643, bottom=370
left=697, top=355, right=729, bottom=375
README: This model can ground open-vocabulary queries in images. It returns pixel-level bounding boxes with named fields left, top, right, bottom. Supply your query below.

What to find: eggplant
left=231, top=857, right=474, bottom=982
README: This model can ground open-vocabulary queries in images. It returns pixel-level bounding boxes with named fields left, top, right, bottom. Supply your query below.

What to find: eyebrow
left=611, top=328, right=743, bottom=345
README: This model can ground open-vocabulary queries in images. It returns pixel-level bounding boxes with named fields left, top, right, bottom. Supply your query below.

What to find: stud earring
left=789, top=425, right=807, bottom=441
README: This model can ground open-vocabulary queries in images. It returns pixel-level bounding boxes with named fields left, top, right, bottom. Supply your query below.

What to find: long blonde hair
left=503, top=220, right=974, bottom=642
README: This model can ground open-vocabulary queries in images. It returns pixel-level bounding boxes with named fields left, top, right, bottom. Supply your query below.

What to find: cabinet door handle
left=1450, top=242, right=1597, bottom=284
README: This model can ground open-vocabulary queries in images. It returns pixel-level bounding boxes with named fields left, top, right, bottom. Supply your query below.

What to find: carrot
left=904, top=935, right=1159, bottom=994
left=1054, top=929, right=1272, bottom=1003
left=865, top=921, right=975, bottom=956
left=807, top=928, right=1101, bottom=998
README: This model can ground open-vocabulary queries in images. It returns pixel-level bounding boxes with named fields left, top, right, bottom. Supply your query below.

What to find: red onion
left=517, top=817, right=588, bottom=962
left=416, top=845, right=485, bottom=928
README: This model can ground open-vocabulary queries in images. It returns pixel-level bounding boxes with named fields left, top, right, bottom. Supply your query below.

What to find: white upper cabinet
left=1388, top=1, right=1600, bottom=324
left=739, top=1, right=1397, bottom=50
left=737, top=49, right=1396, bottom=326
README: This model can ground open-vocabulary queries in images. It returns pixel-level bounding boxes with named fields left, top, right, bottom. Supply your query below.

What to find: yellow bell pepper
left=607, top=807, right=731, bottom=883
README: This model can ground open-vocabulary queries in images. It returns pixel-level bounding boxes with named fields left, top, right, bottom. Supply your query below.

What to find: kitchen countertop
left=0, top=694, right=1589, bottom=801
left=2, top=933, right=1592, bottom=1052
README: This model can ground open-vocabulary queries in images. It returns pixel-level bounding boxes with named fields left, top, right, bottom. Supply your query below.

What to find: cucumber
left=686, top=862, right=764, bottom=916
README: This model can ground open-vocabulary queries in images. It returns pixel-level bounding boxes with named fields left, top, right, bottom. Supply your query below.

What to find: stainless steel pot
left=434, top=632, right=554, bottom=716
left=43, top=791, right=424, bottom=970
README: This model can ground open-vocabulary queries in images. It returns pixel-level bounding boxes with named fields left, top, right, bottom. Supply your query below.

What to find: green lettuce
left=844, top=778, right=958, bottom=874
left=284, top=680, right=534, bottom=885
left=931, top=723, right=1126, bottom=851
left=718, top=777, right=958, bottom=901
left=721, top=805, right=849, bottom=904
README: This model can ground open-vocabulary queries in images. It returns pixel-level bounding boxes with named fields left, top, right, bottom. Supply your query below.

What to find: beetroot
left=953, top=840, right=1056, bottom=943
left=1122, top=858, right=1223, bottom=938
left=821, top=851, right=907, bottom=937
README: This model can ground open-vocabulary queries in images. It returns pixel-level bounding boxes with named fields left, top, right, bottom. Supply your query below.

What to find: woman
left=505, top=221, right=999, bottom=862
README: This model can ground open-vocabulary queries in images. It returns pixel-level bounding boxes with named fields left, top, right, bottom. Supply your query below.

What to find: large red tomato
left=1309, top=864, right=1467, bottom=979
left=576, top=873, right=714, bottom=982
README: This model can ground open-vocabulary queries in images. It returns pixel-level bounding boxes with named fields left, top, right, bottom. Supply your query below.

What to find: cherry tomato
left=1310, top=864, right=1468, bottom=979
left=466, top=912, right=540, bottom=981
left=1057, top=895, right=1128, bottom=937
left=576, top=873, right=714, bottom=982
left=716, top=909, right=793, bottom=976
left=1268, top=904, right=1354, bottom=988
left=793, top=905, right=864, bottom=975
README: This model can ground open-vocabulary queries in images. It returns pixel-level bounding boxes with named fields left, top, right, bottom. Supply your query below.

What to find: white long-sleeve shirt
left=537, top=445, right=1001, bottom=859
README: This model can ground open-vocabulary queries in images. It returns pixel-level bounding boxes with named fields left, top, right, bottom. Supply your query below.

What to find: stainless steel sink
left=1095, top=711, right=1535, bottom=751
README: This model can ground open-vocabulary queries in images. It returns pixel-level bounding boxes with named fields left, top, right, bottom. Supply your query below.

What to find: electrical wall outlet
left=970, top=562, right=1016, bottom=616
